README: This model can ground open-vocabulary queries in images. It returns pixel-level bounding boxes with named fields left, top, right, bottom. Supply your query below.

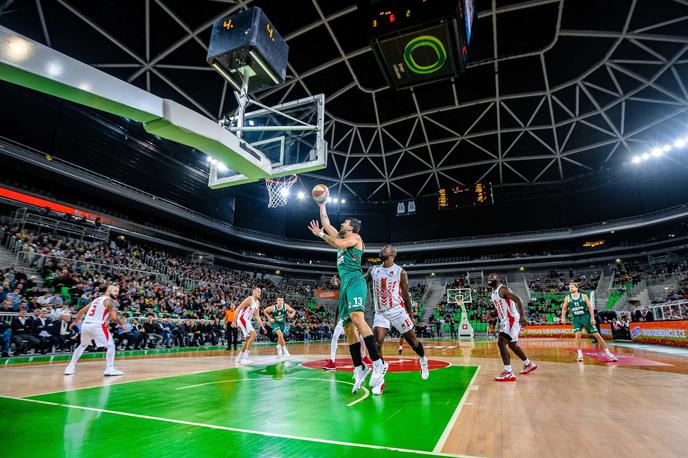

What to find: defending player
left=231, top=287, right=267, bottom=365
left=64, top=285, right=125, bottom=376
left=264, top=296, right=296, bottom=359
left=308, top=202, right=386, bottom=393
left=487, top=273, right=538, bottom=381
left=561, top=282, right=617, bottom=362
left=368, top=245, right=429, bottom=394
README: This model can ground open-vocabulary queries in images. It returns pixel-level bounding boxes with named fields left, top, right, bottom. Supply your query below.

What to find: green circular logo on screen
left=403, top=35, right=447, bottom=75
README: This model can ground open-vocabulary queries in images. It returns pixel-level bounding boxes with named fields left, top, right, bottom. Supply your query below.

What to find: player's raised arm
left=500, top=287, right=526, bottom=325
left=308, top=220, right=360, bottom=249
left=317, top=201, right=339, bottom=237
left=561, top=296, right=569, bottom=324
left=400, top=270, right=414, bottom=318
left=264, top=305, right=275, bottom=323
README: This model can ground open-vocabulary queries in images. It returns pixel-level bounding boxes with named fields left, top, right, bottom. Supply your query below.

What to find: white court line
left=176, top=377, right=370, bottom=407
left=0, top=394, right=477, bottom=458
left=432, top=366, right=481, bottom=454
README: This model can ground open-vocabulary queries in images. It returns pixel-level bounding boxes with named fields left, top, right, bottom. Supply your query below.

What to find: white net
left=265, top=175, right=298, bottom=208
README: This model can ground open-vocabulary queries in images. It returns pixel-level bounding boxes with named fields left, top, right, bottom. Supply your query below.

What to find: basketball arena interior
left=1, top=1, right=688, bottom=457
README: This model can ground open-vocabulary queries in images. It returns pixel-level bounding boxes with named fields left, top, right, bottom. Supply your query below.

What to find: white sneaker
left=64, top=366, right=75, bottom=375
left=282, top=347, right=291, bottom=358
left=577, top=351, right=584, bottom=362
left=104, top=368, right=124, bottom=376
left=372, top=379, right=385, bottom=395
left=369, top=360, right=389, bottom=388
left=352, top=365, right=371, bottom=393
left=242, top=358, right=254, bottom=365
left=605, top=351, right=618, bottom=362
left=235, top=352, right=244, bottom=364
left=420, top=356, right=429, bottom=380
left=276, top=345, right=283, bottom=358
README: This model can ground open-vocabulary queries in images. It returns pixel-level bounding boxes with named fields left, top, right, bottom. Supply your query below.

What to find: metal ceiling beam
left=34, top=0, right=50, bottom=47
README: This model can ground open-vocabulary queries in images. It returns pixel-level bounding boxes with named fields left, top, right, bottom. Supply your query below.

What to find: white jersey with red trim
left=82, top=296, right=110, bottom=325
left=371, top=264, right=404, bottom=312
left=491, top=285, right=520, bottom=326
left=239, top=297, right=260, bottom=323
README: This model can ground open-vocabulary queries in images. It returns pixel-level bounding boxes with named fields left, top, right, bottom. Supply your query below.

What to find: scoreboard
left=438, top=183, right=493, bottom=210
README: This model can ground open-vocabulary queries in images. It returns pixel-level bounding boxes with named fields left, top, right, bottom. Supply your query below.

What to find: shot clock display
left=207, top=7, right=288, bottom=93
left=438, top=183, right=493, bottom=210
left=360, top=0, right=475, bottom=89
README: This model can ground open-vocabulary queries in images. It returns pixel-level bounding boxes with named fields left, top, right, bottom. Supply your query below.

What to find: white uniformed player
left=231, top=287, right=267, bottom=365
left=64, top=285, right=125, bottom=376
left=368, top=245, right=429, bottom=395
left=487, top=273, right=537, bottom=381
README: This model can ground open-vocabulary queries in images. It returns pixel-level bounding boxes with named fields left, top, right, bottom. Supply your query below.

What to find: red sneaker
left=494, top=371, right=516, bottom=382
left=324, top=359, right=337, bottom=370
left=520, top=362, right=538, bottom=374
left=362, top=356, right=373, bottom=366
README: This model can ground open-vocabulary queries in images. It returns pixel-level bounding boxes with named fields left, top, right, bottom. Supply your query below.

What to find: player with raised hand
left=307, top=184, right=386, bottom=393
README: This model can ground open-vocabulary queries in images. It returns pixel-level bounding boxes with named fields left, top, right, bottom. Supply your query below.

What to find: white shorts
left=237, top=316, right=255, bottom=338
left=373, top=307, right=414, bottom=335
left=499, top=319, right=520, bottom=342
left=80, top=322, right=113, bottom=347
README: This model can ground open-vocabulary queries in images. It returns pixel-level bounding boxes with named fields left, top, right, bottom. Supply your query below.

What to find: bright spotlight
left=332, top=198, right=339, bottom=204
left=631, top=156, right=641, bottom=164
left=651, top=147, right=662, bottom=155
left=297, top=191, right=305, bottom=200
left=216, top=162, right=228, bottom=172
left=46, top=62, right=62, bottom=77
left=662, top=144, right=671, bottom=152
left=641, top=153, right=650, bottom=160
left=341, top=198, right=346, bottom=204
left=6, top=38, right=30, bottom=61
left=675, top=139, right=686, bottom=148
left=207, top=156, right=214, bottom=163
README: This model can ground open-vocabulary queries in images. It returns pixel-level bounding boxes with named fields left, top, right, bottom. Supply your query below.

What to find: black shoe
left=1, top=352, right=8, bottom=357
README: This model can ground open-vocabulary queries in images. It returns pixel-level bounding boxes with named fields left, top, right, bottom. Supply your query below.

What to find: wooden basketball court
left=1, top=338, right=686, bottom=457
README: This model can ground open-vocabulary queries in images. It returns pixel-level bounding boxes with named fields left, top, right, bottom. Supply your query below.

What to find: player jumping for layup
left=64, top=285, right=125, bottom=376
left=308, top=202, right=386, bottom=393
left=487, top=273, right=538, bottom=381
left=232, top=287, right=267, bottom=365
left=264, top=296, right=296, bottom=360
left=368, top=245, right=429, bottom=394
left=561, top=282, right=617, bottom=362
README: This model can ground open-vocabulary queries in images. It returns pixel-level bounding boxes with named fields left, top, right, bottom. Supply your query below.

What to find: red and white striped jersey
left=371, top=264, right=404, bottom=312
left=491, top=285, right=520, bottom=326
left=82, top=296, right=111, bottom=325
left=239, top=297, right=259, bottom=322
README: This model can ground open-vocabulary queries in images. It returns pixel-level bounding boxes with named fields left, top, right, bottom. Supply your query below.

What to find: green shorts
left=338, top=274, right=367, bottom=324
left=271, top=322, right=286, bottom=334
left=572, top=314, right=598, bottom=334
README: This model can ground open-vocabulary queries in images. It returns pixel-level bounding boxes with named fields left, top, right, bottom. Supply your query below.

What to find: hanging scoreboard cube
left=207, top=7, right=289, bottom=93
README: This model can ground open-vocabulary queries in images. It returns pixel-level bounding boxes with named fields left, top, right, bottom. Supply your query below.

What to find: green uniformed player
left=308, top=199, right=386, bottom=394
left=561, top=282, right=617, bottom=362
left=264, top=297, right=296, bottom=360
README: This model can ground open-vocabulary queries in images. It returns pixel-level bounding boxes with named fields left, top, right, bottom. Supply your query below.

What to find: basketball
left=311, top=184, right=329, bottom=202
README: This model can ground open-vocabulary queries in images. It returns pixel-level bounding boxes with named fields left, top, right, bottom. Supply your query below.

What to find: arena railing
left=650, top=299, right=688, bottom=321
left=11, top=208, right=109, bottom=243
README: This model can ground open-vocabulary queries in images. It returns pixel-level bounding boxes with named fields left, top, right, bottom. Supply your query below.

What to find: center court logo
left=631, top=326, right=641, bottom=338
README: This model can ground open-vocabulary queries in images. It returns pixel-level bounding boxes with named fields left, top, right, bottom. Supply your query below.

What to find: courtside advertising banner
left=314, top=290, right=339, bottom=299
left=519, top=325, right=603, bottom=338
left=630, top=320, right=688, bottom=347
left=599, top=323, right=614, bottom=340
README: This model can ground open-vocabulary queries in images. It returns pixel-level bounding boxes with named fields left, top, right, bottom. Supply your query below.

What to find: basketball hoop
left=265, top=175, right=298, bottom=208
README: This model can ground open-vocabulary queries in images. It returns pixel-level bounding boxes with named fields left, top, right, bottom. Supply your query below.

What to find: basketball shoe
left=420, top=356, right=429, bottom=380
left=352, top=365, right=371, bottom=393
left=369, top=360, right=389, bottom=388
left=495, top=371, right=516, bottom=382
left=520, top=361, right=538, bottom=374
left=324, top=359, right=337, bottom=370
